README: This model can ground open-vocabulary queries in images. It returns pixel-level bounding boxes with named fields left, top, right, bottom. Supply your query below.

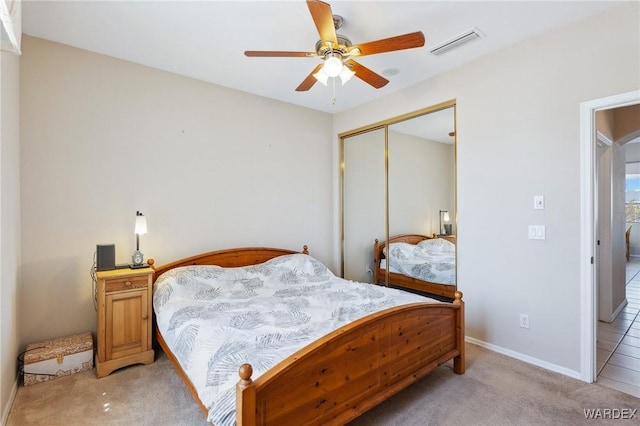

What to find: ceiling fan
left=244, top=0, right=426, bottom=92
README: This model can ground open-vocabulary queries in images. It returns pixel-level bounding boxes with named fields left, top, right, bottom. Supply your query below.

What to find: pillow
left=417, top=238, right=455, bottom=254
left=384, top=242, right=418, bottom=271
left=382, top=242, right=415, bottom=258
left=260, top=253, right=334, bottom=282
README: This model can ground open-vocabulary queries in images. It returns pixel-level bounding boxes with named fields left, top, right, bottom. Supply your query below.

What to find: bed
left=151, top=245, right=464, bottom=425
left=374, top=234, right=457, bottom=299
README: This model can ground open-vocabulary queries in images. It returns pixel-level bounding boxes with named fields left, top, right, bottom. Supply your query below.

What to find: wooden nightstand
left=95, top=267, right=154, bottom=378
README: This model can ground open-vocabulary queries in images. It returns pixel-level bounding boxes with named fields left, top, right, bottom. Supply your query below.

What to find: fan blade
left=245, top=51, right=316, bottom=58
left=296, top=64, right=324, bottom=92
left=307, top=0, right=338, bottom=47
left=349, top=31, right=425, bottom=57
left=345, top=60, right=389, bottom=89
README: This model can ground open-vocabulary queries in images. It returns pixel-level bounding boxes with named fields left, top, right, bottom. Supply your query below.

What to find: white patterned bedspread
left=153, top=253, right=437, bottom=425
left=385, top=238, right=456, bottom=285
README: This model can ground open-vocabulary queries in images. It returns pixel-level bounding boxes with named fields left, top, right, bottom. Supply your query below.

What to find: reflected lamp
left=439, top=210, right=451, bottom=236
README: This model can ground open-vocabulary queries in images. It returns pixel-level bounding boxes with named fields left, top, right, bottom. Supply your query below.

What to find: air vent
left=429, top=27, right=484, bottom=56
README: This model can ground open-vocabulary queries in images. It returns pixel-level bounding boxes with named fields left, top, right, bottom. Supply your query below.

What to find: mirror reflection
left=342, top=103, right=456, bottom=299
left=342, top=127, right=385, bottom=284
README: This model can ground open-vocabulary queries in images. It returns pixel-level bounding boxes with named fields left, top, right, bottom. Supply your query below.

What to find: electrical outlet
left=365, top=263, right=372, bottom=273
left=520, top=314, right=530, bottom=329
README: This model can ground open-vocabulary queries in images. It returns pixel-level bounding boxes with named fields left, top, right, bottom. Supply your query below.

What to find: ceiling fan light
left=324, top=56, right=343, bottom=78
left=313, top=67, right=329, bottom=86
left=339, top=66, right=355, bottom=85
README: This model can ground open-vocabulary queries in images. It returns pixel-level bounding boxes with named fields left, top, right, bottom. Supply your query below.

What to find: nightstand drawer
left=105, top=276, right=148, bottom=293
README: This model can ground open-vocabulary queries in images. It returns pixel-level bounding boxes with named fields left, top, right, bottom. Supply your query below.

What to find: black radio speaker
left=96, top=244, right=116, bottom=271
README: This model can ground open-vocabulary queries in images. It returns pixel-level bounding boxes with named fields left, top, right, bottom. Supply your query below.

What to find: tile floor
left=596, top=258, right=640, bottom=397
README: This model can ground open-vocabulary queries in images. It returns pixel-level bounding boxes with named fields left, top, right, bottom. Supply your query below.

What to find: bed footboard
left=237, top=292, right=465, bottom=425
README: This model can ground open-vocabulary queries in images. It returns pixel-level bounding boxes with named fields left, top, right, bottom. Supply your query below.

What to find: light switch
left=534, top=195, right=544, bottom=210
left=528, top=225, right=546, bottom=240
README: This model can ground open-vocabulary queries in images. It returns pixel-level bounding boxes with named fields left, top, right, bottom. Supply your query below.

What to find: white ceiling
left=391, top=106, right=454, bottom=144
left=21, top=0, right=621, bottom=114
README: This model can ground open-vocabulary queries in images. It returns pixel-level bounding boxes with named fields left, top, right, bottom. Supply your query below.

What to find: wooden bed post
left=302, top=245, right=309, bottom=255
left=453, top=291, right=465, bottom=374
left=236, top=364, right=257, bottom=425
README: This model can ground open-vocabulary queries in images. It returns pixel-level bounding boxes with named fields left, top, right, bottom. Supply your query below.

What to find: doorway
left=580, top=90, right=640, bottom=384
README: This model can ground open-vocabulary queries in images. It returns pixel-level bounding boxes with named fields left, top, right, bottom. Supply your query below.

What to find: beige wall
left=19, top=36, right=333, bottom=348
left=343, top=129, right=385, bottom=283
left=611, top=141, right=627, bottom=317
left=334, top=2, right=640, bottom=377
left=612, top=104, right=640, bottom=141
left=388, top=130, right=455, bottom=237
left=596, top=109, right=614, bottom=141
left=0, top=50, right=21, bottom=423
left=597, top=144, right=614, bottom=321
left=597, top=105, right=640, bottom=142
left=595, top=139, right=626, bottom=324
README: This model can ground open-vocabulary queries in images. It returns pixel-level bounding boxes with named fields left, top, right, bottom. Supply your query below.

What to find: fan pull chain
left=332, top=76, right=336, bottom=105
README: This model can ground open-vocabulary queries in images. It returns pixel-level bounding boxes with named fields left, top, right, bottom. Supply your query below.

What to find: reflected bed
left=374, top=234, right=457, bottom=299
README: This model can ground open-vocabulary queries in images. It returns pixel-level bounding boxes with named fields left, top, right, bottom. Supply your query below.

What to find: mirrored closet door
left=341, top=101, right=457, bottom=297
left=388, top=108, right=456, bottom=239
left=342, top=127, right=385, bottom=283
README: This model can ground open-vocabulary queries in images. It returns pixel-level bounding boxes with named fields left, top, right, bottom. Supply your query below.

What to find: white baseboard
left=609, top=298, right=628, bottom=323
left=0, top=377, right=18, bottom=426
left=465, top=336, right=583, bottom=381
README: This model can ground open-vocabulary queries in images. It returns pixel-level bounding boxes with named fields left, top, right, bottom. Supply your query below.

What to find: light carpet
left=7, top=343, right=640, bottom=425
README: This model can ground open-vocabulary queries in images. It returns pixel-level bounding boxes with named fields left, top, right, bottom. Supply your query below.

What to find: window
left=626, top=163, right=640, bottom=222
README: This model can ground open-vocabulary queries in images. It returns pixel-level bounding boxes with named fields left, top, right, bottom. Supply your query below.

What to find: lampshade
left=313, top=67, right=329, bottom=86
left=339, top=66, right=355, bottom=85
left=135, top=212, right=147, bottom=235
left=323, top=55, right=343, bottom=77
left=443, top=211, right=450, bottom=222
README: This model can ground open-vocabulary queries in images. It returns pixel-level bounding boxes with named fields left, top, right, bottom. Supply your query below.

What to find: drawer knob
left=124, top=281, right=132, bottom=287
left=142, top=314, right=148, bottom=320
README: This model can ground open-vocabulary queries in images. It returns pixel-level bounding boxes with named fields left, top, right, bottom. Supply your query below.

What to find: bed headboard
left=373, top=235, right=433, bottom=281
left=150, top=245, right=309, bottom=282
left=374, top=234, right=433, bottom=258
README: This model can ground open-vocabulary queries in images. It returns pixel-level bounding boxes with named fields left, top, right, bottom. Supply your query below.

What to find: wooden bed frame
left=374, top=234, right=457, bottom=300
left=150, top=245, right=464, bottom=425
